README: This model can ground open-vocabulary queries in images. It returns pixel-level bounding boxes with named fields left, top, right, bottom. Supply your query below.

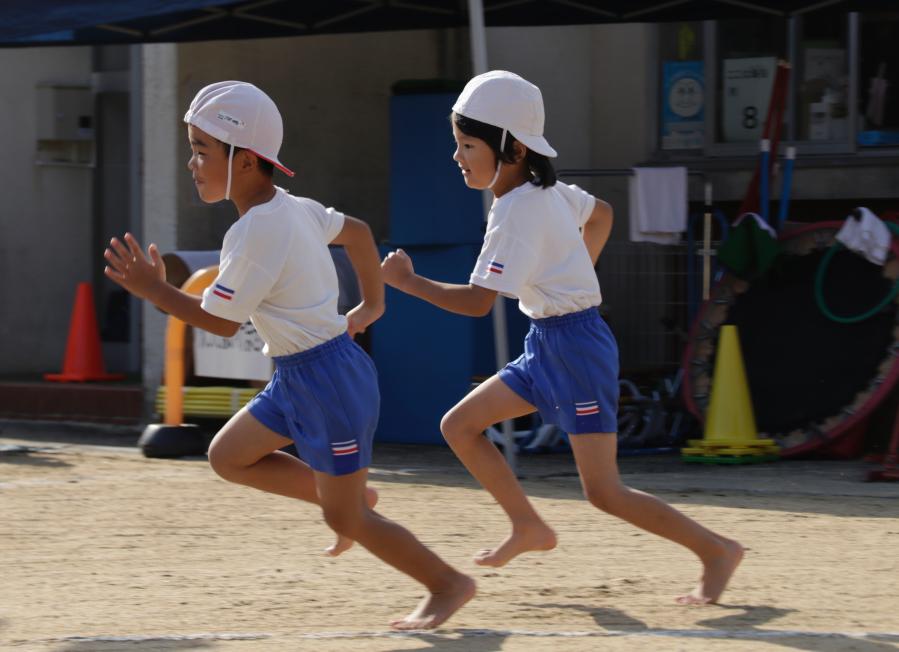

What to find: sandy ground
left=2, top=431, right=899, bottom=652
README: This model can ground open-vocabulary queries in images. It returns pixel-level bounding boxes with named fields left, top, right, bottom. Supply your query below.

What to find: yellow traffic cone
left=682, top=325, right=780, bottom=463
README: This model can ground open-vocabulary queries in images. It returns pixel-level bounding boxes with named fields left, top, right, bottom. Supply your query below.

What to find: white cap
left=184, top=81, right=295, bottom=177
left=452, top=70, right=557, bottom=158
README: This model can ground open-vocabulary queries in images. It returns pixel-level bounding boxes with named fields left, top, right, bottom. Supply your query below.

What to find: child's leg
left=314, top=467, right=475, bottom=630
left=441, top=375, right=556, bottom=567
left=207, top=407, right=378, bottom=556
left=569, top=433, right=744, bottom=605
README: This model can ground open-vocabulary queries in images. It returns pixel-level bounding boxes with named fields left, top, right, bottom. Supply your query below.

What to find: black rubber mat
left=725, top=249, right=895, bottom=434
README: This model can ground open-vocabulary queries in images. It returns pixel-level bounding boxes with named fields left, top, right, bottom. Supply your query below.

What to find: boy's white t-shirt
left=201, top=187, right=347, bottom=357
left=470, top=182, right=602, bottom=319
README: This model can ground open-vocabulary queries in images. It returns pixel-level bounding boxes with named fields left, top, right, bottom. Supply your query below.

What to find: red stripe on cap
left=251, top=150, right=295, bottom=177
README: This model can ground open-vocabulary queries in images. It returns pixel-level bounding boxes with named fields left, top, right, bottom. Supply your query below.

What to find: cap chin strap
left=225, top=143, right=235, bottom=200
left=486, top=129, right=507, bottom=190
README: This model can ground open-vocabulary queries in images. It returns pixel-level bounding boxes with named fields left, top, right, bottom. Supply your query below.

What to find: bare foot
left=390, top=573, right=476, bottom=630
left=325, top=486, right=379, bottom=557
left=473, top=521, right=557, bottom=567
left=676, top=537, right=744, bottom=605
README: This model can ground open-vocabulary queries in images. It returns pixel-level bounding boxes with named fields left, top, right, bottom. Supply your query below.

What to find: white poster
left=722, top=57, right=777, bottom=142
left=803, top=48, right=845, bottom=84
left=193, top=321, right=273, bottom=381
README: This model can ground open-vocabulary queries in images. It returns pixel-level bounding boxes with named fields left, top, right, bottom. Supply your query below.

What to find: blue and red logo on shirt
left=488, top=260, right=505, bottom=275
left=212, top=283, right=235, bottom=301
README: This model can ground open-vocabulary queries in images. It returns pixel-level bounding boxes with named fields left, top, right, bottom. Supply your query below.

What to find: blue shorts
left=499, top=307, right=619, bottom=435
left=247, top=333, right=379, bottom=476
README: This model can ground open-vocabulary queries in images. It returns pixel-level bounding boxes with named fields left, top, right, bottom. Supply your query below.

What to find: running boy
left=382, top=71, right=743, bottom=605
left=104, top=81, right=474, bottom=628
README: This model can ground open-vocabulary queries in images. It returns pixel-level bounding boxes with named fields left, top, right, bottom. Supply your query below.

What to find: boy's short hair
left=220, top=140, right=275, bottom=178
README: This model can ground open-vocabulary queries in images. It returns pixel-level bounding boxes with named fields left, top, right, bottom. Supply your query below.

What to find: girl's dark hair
left=219, top=141, right=275, bottom=178
left=452, top=112, right=556, bottom=188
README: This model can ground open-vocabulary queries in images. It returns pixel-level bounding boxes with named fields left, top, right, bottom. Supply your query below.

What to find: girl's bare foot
left=676, top=537, right=744, bottom=605
left=390, top=573, right=476, bottom=630
left=325, top=486, right=379, bottom=557
left=474, top=520, right=557, bottom=567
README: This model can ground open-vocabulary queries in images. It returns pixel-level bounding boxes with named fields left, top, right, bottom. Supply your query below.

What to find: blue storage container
left=371, top=244, right=529, bottom=445
left=389, top=92, right=484, bottom=246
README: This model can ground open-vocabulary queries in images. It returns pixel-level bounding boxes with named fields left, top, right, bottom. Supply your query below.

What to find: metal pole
left=760, top=138, right=770, bottom=225
left=777, top=146, right=795, bottom=231
left=129, top=44, right=143, bottom=375
left=702, top=182, right=712, bottom=301
left=468, top=0, right=487, bottom=74
left=467, top=0, right=517, bottom=473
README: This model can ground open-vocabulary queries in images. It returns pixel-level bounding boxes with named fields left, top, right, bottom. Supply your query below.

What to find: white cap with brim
left=184, top=81, right=295, bottom=196
left=452, top=70, right=557, bottom=158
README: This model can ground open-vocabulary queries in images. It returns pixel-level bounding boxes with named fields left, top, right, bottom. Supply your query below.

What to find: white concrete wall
left=141, top=44, right=180, bottom=407
left=0, top=47, right=94, bottom=375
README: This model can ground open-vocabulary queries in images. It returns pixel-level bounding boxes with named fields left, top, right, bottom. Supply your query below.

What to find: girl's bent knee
left=321, top=506, right=365, bottom=538
left=584, top=486, right=626, bottom=515
left=440, top=412, right=480, bottom=448
left=439, top=411, right=458, bottom=437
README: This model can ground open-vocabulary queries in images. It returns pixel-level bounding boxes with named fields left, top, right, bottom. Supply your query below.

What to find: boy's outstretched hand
left=104, top=232, right=166, bottom=301
left=345, top=303, right=384, bottom=339
left=381, top=248, right=414, bottom=291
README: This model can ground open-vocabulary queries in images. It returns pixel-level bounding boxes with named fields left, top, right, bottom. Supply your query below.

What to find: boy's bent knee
left=206, top=442, right=243, bottom=481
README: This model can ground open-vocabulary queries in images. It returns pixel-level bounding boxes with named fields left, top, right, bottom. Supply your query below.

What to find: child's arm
left=381, top=249, right=497, bottom=317
left=330, top=216, right=385, bottom=337
left=104, top=233, right=241, bottom=338
left=582, top=199, right=614, bottom=265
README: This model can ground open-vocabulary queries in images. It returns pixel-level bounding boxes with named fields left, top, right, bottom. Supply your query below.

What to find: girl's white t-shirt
left=470, top=181, right=602, bottom=319
left=201, top=187, right=347, bottom=357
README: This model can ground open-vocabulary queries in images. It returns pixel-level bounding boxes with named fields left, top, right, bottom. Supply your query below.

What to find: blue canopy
left=2, top=0, right=893, bottom=47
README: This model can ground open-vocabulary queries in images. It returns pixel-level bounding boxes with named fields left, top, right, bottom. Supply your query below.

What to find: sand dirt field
left=2, top=432, right=898, bottom=652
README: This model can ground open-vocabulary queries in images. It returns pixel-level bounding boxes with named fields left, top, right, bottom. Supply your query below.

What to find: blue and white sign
left=661, top=61, right=704, bottom=150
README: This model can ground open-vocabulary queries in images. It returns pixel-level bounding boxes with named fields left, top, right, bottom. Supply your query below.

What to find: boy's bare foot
left=676, top=538, right=744, bottom=605
left=325, top=486, right=379, bottom=557
left=390, top=574, right=476, bottom=630
left=473, top=521, right=557, bottom=567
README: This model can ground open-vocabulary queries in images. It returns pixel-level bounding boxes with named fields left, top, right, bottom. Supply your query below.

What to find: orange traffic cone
left=45, top=282, right=124, bottom=382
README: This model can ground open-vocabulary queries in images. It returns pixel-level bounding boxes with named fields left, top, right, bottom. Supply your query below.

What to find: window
left=795, top=12, right=849, bottom=143
left=714, top=17, right=787, bottom=144
left=656, top=11, right=899, bottom=157
left=858, top=11, right=899, bottom=146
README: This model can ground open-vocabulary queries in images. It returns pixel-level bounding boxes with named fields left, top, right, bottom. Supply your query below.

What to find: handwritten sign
left=722, top=57, right=776, bottom=142
left=193, top=321, right=273, bottom=381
